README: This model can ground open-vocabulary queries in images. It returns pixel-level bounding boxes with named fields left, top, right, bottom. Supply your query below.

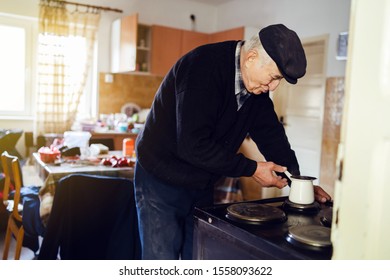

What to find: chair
left=24, top=131, right=36, bottom=159
left=0, top=130, right=23, bottom=163
left=38, top=174, right=141, bottom=260
left=1, top=151, right=24, bottom=260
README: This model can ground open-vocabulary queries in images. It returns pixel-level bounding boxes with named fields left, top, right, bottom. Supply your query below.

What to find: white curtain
left=36, top=0, right=100, bottom=134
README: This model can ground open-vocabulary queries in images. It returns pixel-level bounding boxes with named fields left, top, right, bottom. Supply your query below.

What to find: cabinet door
left=151, top=25, right=182, bottom=77
left=209, top=27, right=244, bottom=44
left=111, top=14, right=138, bottom=73
left=181, top=30, right=210, bottom=55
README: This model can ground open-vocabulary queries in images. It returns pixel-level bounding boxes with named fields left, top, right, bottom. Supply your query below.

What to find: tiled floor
left=0, top=162, right=44, bottom=260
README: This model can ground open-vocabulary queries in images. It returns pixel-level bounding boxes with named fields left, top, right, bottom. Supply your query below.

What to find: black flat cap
left=259, top=24, right=307, bottom=84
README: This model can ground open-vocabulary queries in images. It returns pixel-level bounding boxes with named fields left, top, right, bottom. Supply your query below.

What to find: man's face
left=241, top=50, right=283, bottom=95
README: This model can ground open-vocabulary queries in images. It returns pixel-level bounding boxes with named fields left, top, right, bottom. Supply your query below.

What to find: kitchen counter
left=90, top=131, right=138, bottom=150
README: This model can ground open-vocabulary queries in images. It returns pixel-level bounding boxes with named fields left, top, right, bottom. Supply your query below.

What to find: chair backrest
left=38, top=174, right=141, bottom=260
left=0, top=151, right=23, bottom=222
left=0, top=130, right=23, bottom=160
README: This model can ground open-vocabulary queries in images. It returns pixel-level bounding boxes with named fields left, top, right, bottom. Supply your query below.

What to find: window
left=0, top=13, right=97, bottom=121
left=0, top=14, right=36, bottom=118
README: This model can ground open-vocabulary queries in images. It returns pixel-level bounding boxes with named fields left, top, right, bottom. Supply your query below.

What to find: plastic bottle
left=122, top=138, right=134, bottom=157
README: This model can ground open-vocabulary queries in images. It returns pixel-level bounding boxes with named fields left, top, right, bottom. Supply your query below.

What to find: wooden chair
left=1, top=151, right=24, bottom=260
left=24, top=131, right=36, bottom=159
left=0, top=129, right=23, bottom=160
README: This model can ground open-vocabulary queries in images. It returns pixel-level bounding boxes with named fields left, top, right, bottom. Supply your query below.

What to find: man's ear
left=248, top=49, right=258, bottom=60
left=244, top=49, right=257, bottom=66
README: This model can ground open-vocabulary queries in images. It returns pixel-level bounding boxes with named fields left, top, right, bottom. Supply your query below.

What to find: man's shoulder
left=192, top=40, right=240, bottom=53
left=169, top=40, right=239, bottom=86
left=179, top=40, right=239, bottom=68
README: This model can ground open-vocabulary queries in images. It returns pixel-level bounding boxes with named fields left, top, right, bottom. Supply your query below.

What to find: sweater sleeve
left=248, top=94, right=300, bottom=176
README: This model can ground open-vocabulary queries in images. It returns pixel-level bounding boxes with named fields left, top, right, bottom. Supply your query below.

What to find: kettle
left=285, top=171, right=315, bottom=204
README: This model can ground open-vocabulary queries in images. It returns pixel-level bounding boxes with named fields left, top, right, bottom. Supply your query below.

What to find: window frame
left=0, top=12, right=98, bottom=122
left=0, top=13, right=37, bottom=119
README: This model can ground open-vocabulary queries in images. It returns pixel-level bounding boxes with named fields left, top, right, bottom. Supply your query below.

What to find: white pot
left=285, top=171, right=315, bottom=204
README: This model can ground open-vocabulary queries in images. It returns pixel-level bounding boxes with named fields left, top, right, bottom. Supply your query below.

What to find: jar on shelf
left=141, top=62, right=148, bottom=72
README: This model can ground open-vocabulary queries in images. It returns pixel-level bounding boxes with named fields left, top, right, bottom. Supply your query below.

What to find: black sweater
left=136, top=41, right=299, bottom=189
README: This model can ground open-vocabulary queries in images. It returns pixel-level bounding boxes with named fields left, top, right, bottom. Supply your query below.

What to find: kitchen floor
left=0, top=161, right=44, bottom=260
left=0, top=230, right=39, bottom=260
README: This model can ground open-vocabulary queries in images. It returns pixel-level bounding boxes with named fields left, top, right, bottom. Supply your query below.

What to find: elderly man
left=134, top=24, right=331, bottom=260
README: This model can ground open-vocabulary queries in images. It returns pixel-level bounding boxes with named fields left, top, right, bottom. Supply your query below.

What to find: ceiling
left=186, top=0, right=235, bottom=6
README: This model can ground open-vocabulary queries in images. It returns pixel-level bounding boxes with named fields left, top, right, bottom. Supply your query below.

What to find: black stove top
left=193, top=196, right=333, bottom=260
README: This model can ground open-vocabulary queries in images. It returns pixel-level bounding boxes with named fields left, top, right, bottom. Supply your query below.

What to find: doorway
left=272, top=35, right=328, bottom=196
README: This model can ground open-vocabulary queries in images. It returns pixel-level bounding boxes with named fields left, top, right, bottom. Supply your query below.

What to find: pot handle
left=284, top=170, right=292, bottom=180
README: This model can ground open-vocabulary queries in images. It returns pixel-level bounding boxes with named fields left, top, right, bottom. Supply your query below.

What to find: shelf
left=111, top=13, right=151, bottom=73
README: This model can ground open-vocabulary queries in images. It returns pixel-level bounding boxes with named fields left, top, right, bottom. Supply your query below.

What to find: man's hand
left=252, top=161, right=288, bottom=189
left=314, top=185, right=332, bottom=203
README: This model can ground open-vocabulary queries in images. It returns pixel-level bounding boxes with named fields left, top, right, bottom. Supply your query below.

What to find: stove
left=193, top=196, right=333, bottom=260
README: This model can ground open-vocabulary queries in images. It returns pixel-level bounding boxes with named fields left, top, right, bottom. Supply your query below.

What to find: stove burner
left=282, top=199, right=320, bottom=214
left=286, top=225, right=332, bottom=250
left=226, top=202, right=287, bottom=225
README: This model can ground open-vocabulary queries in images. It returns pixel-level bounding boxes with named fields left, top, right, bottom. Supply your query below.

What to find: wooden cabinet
left=111, top=13, right=151, bottom=73
left=111, top=14, right=244, bottom=76
left=209, top=27, right=245, bottom=44
left=136, top=24, right=152, bottom=72
left=90, top=132, right=138, bottom=151
left=151, top=26, right=243, bottom=77
left=181, top=30, right=209, bottom=55
left=150, top=25, right=182, bottom=77
left=151, top=27, right=209, bottom=76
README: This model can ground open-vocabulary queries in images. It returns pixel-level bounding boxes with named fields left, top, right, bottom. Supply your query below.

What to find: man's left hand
left=314, top=185, right=332, bottom=203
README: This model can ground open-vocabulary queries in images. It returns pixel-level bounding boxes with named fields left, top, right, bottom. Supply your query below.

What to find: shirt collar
left=235, top=41, right=249, bottom=96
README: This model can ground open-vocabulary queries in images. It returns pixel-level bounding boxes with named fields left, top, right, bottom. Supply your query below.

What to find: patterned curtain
left=36, top=0, right=100, bottom=134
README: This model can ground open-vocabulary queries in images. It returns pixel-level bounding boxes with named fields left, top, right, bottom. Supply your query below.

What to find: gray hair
left=243, top=34, right=273, bottom=66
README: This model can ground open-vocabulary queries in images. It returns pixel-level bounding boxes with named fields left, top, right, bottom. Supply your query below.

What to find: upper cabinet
left=136, top=24, right=152, bottom=72
left=150, top=26, right=244, bottom=77
left=111, top=13, right=244, bottom=76
left=111, top=14, right=151, bottom=73
left=209, top=27, right=244, bottom=44
left=150, top=25, right=182, bottom=77
left=151, top=27, right=210, bottom=77
left=181, top=30, right=210, bottom=56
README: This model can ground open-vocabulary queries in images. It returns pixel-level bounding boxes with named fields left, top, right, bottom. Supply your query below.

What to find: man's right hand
left=252, top=161, right=288, bottom=189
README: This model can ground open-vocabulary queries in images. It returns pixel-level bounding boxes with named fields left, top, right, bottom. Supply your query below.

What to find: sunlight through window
left=0, top=25, right=26, bottom=112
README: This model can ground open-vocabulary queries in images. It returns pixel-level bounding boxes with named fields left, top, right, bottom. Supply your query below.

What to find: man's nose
left=268, top=80, right=281, bottom=91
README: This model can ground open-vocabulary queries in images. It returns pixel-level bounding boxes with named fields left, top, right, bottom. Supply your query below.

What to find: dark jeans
left=134, top=162, right=213, bottom=260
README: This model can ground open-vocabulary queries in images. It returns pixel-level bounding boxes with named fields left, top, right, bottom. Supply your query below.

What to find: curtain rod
left=61, top=1, right=123, bottom=13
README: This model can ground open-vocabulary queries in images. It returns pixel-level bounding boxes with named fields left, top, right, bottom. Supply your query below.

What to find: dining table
left=32, top=151, right=135, bottom=224
left=33, top=151, right=134, bottom=195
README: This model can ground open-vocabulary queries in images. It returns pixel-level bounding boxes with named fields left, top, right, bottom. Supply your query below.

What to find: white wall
left=217, top=0, right=351, bottom=77
left=0, top=0, right=37, bottom=17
